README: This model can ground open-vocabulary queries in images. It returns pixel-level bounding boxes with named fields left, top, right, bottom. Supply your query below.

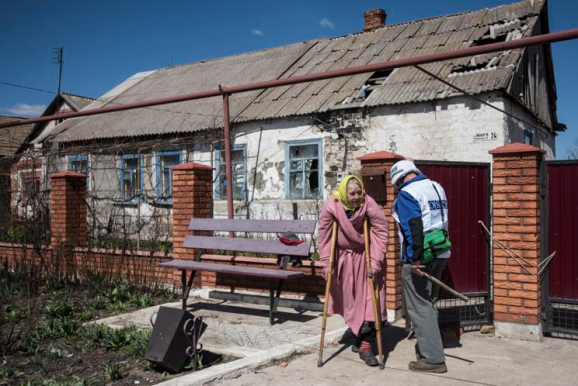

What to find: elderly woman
left=318, top=175, right=389, bottom=366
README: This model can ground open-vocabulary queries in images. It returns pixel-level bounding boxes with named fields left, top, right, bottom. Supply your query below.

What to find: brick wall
left=489, top=143, right=544, bottom=328
left=171, top=163, right=213, bottom=261
left=50, top=171, right=87, bottom=246
left=358, top=150, right=404, bottom=317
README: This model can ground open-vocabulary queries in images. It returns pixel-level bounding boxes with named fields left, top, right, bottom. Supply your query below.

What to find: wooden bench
left=160, top=218, right=316, bottom=325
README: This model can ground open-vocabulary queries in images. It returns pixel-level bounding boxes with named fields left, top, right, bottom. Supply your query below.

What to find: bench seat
left=160, top=218, right=315, bottom=325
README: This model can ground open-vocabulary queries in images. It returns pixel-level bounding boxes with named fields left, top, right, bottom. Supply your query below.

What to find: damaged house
left=30, top=0, right=563, bottom=242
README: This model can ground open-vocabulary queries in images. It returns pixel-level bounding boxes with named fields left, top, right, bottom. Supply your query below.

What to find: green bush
left=106, top=283, right=131, bottom=304
left=131, top=293, right=152, bottom=308
left=88, top=295, right=106, bottom=310
left=45, top=297, right=74, bottom=319
left=104, top=362, right=123, bottom=381
left=99, top=325, right=151, bottom=357
left=80, top=323, right=108, bottom=349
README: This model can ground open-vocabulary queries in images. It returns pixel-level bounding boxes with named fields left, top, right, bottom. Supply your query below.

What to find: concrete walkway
left=95, top=292, right=578, bottom=386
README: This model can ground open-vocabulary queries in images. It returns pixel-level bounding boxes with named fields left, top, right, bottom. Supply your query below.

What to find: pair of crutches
left=317, top=218, right=385, bottom=369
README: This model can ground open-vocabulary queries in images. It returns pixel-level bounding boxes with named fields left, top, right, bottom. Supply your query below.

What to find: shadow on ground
left=188, top=300, right=318, bottom=324
left=321, top=323, right=407, bottom=366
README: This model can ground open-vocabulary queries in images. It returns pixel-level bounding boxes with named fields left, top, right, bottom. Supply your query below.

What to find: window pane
left=159, top=154, right=179, bottom=199
left=305, top=171, right=319, bottom=197
left=216, top=147, right=246, bottom=200
left=290, top=144, right=318, bottom=159
left=71, top=160, right=88, bottom=174
left=162, top=168, right=171, bottom=197
left=287, top=142, right=321, bottom=199
left=290, top=160, right=302, bottom=171
left=161, top=154, right=180, bottom=169
left=305, top=159, right=318, bottom=171
left=122, top=158, right=139, bottom=200
left=289, top=172, right=304, bottom=199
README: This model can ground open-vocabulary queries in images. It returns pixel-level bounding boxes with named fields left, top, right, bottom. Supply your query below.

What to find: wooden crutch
left=317, top=221, right=338, bottom=367
left=363, top=217, right=385, bottom=370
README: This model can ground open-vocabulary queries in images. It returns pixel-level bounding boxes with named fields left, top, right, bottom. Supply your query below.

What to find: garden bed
left=0, top=268, right=235, bottom=386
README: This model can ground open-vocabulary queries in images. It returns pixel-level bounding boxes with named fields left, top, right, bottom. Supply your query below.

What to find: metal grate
left=547, top=300, right=578, bottom=335
left=438, top=294, right=490, bottom=327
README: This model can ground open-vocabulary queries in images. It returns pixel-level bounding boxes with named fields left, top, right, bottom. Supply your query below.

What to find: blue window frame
left=68, top=155, right=90, bottom=190
left=285, top=139, right=322, bottom=199
left=118, top=154, right=143, bottom=203
left=155, top=150, right=182, bottom=203
left=214, top=145, right=247, bottom=201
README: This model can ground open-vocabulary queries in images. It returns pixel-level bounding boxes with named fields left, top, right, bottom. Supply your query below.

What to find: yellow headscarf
left=333, top=175, right=365, bottom=211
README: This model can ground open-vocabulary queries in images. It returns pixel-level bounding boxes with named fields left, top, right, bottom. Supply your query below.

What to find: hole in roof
left=357, top=69, right=393, bottom=100
left=472, top=33, right=508, bottom=47
left=450, top=21, right=524, bottom=76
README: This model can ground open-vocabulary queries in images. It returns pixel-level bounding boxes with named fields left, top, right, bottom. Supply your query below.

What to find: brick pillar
left=171, top=163, right=213, bottom=284
left=50, top=172, right=87, bottom=246
left=358, top=150, right=405, bottom=321
left=489, top=143, right=545, bottom=340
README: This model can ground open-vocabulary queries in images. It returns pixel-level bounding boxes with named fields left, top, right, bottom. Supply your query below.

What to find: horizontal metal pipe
left=2, top=28, right=578, bottom=130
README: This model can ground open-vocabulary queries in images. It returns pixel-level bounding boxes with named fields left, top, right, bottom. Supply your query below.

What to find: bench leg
left=181, top=269, right=197, bottom=310
left=269, top=279, right=285, bottom=325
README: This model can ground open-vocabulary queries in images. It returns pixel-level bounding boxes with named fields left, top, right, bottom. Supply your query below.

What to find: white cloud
left=320, top=18, right=335, bottom=29
left=251, top=29, right=264, bottom=37
left=4, top=103, right=47, bottom=117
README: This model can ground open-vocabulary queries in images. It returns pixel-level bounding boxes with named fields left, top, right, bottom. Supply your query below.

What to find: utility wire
left=0, top=80, right=55, bottom=95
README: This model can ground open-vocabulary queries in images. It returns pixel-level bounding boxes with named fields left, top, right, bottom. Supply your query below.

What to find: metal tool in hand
left=184, top=316, right=204, bottom=371
left=414, top=270, right=469, bottom=302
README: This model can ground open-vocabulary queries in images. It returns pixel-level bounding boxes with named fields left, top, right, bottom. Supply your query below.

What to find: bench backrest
left=183, top=218, right=316, bottom=257
left=187, top=218, right=316, bottom=234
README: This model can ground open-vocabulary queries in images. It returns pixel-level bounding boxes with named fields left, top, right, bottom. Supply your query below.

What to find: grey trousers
left=402, top=264, right=445, bottom=364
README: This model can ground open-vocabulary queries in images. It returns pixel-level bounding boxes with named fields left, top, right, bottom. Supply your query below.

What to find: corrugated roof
left=0, top=116, right=34, bottom=157
left=54, top=0, right=545, bottom=143
left=60, top=92, right=96, bottom=111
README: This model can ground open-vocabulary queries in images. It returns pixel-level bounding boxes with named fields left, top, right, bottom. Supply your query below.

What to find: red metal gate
left=416, top=161, right=491, bottom=326
left=542, top=161, right=578, bottom=335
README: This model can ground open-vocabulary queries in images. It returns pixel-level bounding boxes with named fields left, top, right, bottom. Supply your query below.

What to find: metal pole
left=3, top=27, right=578, bottom=129
left=222, top=93, right=234, bottom=224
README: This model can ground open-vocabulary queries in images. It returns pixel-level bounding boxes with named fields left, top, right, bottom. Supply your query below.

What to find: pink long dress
left=318, top=195, right=389, bottom=336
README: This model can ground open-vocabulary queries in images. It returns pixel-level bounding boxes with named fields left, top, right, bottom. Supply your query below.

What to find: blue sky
left=1, top=0, right=577, bottom=157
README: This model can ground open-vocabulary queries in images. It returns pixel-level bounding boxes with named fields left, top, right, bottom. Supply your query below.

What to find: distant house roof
left=29, top=92, right=96, bottom=145
left=0, top=115, right=34, bottom=157
left=52, top=0, right=556, bottom=144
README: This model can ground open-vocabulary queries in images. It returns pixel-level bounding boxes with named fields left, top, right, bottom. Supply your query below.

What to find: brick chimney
left=363, top=9, right=387, bottom=32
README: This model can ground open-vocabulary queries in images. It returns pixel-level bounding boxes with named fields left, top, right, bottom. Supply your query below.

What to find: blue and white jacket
left=391, top=174, right=450, bottom=264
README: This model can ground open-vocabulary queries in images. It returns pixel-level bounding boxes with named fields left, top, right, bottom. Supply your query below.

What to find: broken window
left=357, top=70, right=393, bottom=100
left=119, top=155, right=141, bottom=202
left=214, top=145, right=246, bottom=201
left=286, top=141, right=321, bottom=199
left=156, top=151, right=181, bottom=202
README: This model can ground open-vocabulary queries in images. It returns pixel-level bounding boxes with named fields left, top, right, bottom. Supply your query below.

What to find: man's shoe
left=409, top=359, right=447, bottom=373
left=359, top=351, right=379, bottom=367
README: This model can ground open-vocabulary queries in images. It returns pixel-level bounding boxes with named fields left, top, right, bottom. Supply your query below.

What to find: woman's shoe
left=359, top=350, right=379, bottom=366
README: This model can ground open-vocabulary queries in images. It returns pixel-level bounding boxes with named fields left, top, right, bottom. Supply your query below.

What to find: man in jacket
left=391, top=159, right=449, bottom=373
